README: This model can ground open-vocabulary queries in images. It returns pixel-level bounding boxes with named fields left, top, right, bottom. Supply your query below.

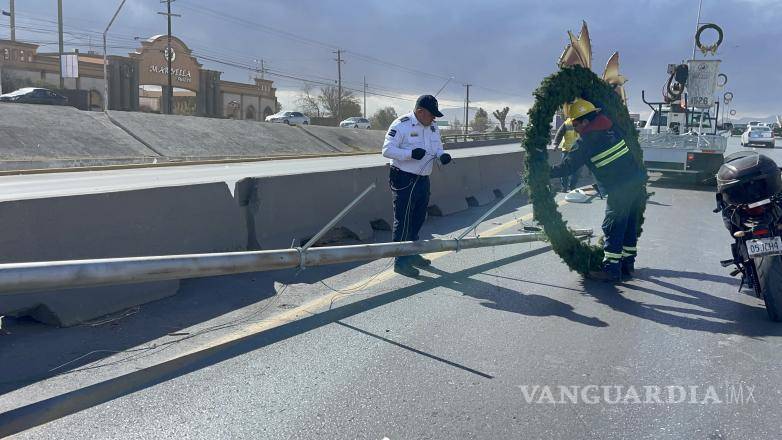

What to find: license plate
left=747, top=236, right=782, bottom=257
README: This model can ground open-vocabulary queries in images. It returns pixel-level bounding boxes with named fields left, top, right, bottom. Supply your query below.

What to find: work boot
left=587, top=262, right=622, bottom=283
left=408, top=254, right=432, bottom=267
left=394, top=258, right=420, bottom=278
left=622, top=259, right=635, bottom=278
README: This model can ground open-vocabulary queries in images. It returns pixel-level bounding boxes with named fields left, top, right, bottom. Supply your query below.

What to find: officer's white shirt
left=381, top=112, right=445, bottom=176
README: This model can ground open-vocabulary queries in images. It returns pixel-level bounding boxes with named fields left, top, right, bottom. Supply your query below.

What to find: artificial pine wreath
left=522, top=65, right=647, bottom=274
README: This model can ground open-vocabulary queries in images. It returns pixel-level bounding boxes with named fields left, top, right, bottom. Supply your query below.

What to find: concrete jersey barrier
left=0, top=182, right=246, bottom=326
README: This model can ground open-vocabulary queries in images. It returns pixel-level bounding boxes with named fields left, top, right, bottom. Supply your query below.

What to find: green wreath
left=522, top=65, right=648, bottom=274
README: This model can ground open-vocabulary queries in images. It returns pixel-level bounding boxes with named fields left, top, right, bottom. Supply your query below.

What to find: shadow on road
left=0, top=237, right=549, bottom=437
left=0, top=193, right=532, bottom=399
left=580, top=267, right=782, bottom=337
left=421, top=265, right=608, bottom=328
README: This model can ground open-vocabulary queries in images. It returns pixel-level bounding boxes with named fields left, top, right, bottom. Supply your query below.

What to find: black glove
left=411, top=148, right=426, bottom=160
left=439, top=153, right=452, bottom=165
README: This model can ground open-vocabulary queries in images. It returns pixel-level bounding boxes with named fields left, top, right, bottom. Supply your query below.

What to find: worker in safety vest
left=550, top=98, right=646, bottom=282
left=553, top=114, right=580, bottom=191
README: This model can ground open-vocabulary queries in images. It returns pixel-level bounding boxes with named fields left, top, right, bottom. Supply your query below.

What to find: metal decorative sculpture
left=558, top=21, right=628, bottom=105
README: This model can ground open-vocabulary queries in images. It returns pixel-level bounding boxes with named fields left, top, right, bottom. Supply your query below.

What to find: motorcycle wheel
left=756, top=255, right=782, bottom=322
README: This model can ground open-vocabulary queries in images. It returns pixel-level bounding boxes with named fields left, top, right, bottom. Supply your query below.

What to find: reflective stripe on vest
left=590, top=140, right=629, bottom=168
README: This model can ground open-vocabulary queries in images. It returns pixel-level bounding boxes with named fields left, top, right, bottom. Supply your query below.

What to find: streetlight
left=103, top=0, right=127, bottom=112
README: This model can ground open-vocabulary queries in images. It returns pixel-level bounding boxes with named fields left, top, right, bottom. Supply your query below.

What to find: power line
left=177, top=2, right=527, bottom=99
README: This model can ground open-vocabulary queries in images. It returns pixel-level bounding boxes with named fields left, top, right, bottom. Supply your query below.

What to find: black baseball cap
left=416, top=94, right=444, bottom=118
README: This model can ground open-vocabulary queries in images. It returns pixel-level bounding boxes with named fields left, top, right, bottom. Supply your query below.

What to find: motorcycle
left=714, top=151, right=782, bottom=321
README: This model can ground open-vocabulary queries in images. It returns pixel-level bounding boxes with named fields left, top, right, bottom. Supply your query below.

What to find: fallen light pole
left=0, top=229, right=592, bottom=295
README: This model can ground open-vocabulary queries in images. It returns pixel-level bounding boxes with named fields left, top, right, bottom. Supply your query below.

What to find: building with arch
left=0, top=35, right=277, bottom=120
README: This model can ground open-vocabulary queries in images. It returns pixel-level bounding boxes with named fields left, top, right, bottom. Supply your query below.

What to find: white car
left=339, top=117, right=371, bottom=129
left=741, top=125, right=775, bottom=148
left=265, top=111, right=310, bottom=125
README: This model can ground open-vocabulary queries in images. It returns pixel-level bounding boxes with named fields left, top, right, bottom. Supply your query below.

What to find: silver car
left=339, top=117, right=371, bottom=129
left=265, top=111, right=310, bottom=125
left=741, top=125, right=775, bottom=148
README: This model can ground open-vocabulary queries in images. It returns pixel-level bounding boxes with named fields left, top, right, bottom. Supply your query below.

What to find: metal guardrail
left=441, top=131, right=525, bottom=143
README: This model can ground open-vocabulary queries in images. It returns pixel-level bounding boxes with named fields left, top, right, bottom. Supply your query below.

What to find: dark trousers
left=560, top=151, right=580, bottom=191
left=602, top=183, right=645, bottom=270
left=390, top=167, right=430, bottom=257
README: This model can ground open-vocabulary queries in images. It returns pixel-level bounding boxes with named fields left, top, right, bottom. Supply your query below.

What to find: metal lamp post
left=103, top=0, right=127, bottom=112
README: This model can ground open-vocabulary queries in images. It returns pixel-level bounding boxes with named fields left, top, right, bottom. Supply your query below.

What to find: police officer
left=549, top=98, right=646, bottom=282
left=382, top=95, right=452, bottom=277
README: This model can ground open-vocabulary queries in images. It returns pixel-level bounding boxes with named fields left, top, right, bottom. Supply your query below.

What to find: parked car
left=264, top=111, right=310, bottom=125
left=339, top=117, right=371, bottom=129
left=741, top=125, right=775, bottom=148
left=0, top=87, right=68, bottom=106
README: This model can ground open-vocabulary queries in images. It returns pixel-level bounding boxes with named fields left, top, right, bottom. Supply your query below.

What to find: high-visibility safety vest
left=559, top=119, right=579, bottom=152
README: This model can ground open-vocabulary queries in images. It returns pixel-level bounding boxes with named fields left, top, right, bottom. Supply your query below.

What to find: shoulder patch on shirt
left=400, top=116, right=410, bottom=122
left=388, top=129, right=397, bottom=137
left=430, top=125, right=436, bottom=132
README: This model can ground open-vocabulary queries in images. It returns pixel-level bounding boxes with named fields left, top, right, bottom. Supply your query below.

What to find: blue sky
left=3, top=0, right=780, bottom=119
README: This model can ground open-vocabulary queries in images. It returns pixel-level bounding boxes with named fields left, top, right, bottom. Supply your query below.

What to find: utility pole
left=7, top=0, right=14, bottom=41
left=464, top=84, right=471, bottom=135
left=57, top=0, right=64, bottom=88
left=103, top=0, right=127, bottom=112
left=158, top=0, right=180, bottom=115
left=334, top=49, right=344, bottom=122
left=691, top=0, right=704, bottom=59
left=364, top=76, right=367, bottom=119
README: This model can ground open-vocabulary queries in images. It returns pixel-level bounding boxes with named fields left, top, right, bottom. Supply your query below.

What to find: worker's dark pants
left=560, top=151, right=580, bottom=191
left=602, top=183, right=645, bottom=273
left=390, top=166, right=430, bottom=264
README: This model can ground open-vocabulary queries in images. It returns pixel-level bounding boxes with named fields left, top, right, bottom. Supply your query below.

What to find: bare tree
left=492, top=106, right=510, bottom=132
left=296, top=83, right=322, bottom=117
left=318, top=86, right=361, bottom=119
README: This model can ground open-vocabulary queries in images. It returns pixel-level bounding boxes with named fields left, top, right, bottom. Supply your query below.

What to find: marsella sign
left=132, top=35, right=201, bottom=90
left=148, top=63, right=193, bottom=84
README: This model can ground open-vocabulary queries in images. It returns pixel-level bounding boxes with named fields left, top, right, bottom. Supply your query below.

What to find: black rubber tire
left=284, top=119, right=290, bottom=125
left=756, top=255, right=782, bottom=322
left=303, top=121, right=309, bottom=125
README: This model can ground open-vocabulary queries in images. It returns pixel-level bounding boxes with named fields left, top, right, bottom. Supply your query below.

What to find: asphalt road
left=0, top=144, right=520, bottom=202
left=2, top=163, right=781, bottom=438
left=725, top=134, right=782, bottom=160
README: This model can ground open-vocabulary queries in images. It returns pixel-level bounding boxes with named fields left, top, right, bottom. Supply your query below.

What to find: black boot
left=587, top=262, right=622, bottom=283
left=408, top=254, right=431, bottom=267
left=394, top=257, right=420, bottom=277
left=622, top=259, right=635, bottom=278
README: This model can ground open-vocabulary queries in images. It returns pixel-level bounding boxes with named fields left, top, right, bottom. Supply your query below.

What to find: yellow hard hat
left=566, top=98, right=600, bottom=120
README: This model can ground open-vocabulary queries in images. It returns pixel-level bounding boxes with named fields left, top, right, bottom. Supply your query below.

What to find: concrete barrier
left=444, top=139, right=521, bottom=150
left=428, top=157, right=480, bottom=215
left=0, top=182, right=246, bottom=326
left=237, top=166, right=391, bottom=250
left=238, top=150, right=530, bottom=249
left=476, top=150, right=525, bottom=198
